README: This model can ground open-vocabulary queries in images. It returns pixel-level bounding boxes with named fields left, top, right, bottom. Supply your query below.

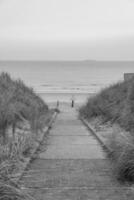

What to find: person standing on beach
left=71, top=99, right=74, bottom=107
left=71, top=95, right=75, bottom=108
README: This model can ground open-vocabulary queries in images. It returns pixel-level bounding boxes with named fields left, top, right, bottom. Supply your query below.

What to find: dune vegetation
left=80, top=77, right=134, bottom=182
left=0, top=72, right=51, bottom=199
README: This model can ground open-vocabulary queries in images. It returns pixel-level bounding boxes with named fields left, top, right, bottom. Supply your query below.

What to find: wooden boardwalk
left=21, top=104, right=134, bottom=200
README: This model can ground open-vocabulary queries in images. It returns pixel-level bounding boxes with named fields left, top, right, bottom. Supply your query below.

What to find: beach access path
left=21, top=104, right=134, bottom=200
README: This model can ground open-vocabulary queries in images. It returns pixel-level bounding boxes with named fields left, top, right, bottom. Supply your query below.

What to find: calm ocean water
left=0, top=61, right=134, bottom=103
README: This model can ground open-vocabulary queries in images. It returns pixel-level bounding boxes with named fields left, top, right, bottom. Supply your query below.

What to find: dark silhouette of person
left=71, top=99, right=74, bottom=107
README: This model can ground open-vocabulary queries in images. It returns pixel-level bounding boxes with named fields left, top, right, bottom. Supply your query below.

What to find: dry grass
left=0, top=182, right=32, bottom=200
left=108, top=131, right=134, bottom=182
left=0, top=160, right=35, bottom=200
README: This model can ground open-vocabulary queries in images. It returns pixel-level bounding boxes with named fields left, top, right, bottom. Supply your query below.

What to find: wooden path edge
left=16, top=111, right=58, bottom=184
left=80, top=117, right=112, bottom=154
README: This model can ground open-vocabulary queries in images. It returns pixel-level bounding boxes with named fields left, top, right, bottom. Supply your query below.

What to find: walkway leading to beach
left=21, top=104, right=134, bottom=200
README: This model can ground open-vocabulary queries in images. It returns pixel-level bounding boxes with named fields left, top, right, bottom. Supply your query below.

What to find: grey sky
left=0, top=0, right=134, bottom=60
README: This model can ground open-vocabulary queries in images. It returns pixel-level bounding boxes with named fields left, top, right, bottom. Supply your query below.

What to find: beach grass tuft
left=107, top=131, right=134, bottom=182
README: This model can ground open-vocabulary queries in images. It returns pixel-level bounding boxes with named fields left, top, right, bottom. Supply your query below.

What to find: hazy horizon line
left=0, top=59, right=134, bottom=62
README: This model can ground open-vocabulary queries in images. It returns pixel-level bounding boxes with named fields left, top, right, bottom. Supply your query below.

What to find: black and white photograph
left=0, top=0, right=134, bottom=199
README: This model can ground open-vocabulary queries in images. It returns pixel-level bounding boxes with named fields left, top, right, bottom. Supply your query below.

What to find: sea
left=0, top=60, right=134, bottom=105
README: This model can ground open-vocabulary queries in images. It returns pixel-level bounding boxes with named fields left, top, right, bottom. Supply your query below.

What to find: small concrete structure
left=124, top=73, right=134, bottom=81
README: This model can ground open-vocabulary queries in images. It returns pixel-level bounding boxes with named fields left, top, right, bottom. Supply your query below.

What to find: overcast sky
left=0, top=0, right=134, bottom=60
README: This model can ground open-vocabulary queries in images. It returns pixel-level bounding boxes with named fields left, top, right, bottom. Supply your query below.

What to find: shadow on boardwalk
left=21, top=103, right=134, bottom=200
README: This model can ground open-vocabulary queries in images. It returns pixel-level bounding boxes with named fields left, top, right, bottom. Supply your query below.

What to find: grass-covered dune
left=80, top=77, right=134, bottom=182
left=0, top=72, right=51, bottom=199
left=80, top=78, right=134, bottom=132
left=0, top=72, right=49, bottom=142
